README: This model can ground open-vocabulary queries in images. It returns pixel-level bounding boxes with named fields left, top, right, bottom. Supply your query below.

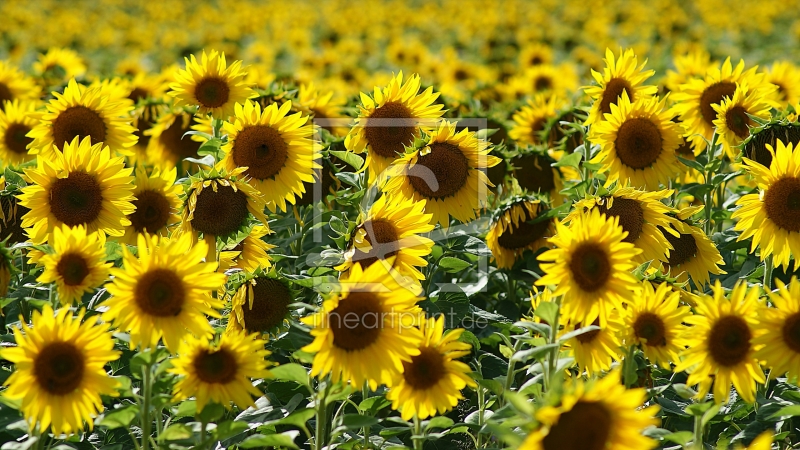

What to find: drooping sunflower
left=622, top=281, right=690, bottom=369
left=536, top=208, right=642, bottom=327
left=765, top=61, right=800, bottom=107
left=386, top=315, right=475, bottom=420
left=563, top=313, right=624, bottom=376
left=0, top=305, right=120, bottom=436
left=101, top=233, right=225, bottom=352
left=32, top=48, right=87, bottom=85
left=0, top=183, right=29, bottom=245
left=657, top=207, right=726, bottom=287
left=37, top=224, right=111, bottom=306
left=584, top=48, right=658, bottom=126
left=345, top=72, right=445, bottom=184
left=590, top=92, right=683, bottom=190
left=27, top=79, right=138, bottom=159
left=675, top=281, right=765, bottom=403
left=0, top=99, right=38, bottom=165
left=220, top=100, right=321, bottom=212
left=226, top=273, right=294, bottom=335
left=740, top=120, right=800, bottom=168
left=169, top=50, right=256, bottom=120
left=301, top=262, right=424, bottom=390
left=713, top=83, right=774, bottom=158
left=121, top=166, right=182, bottom=244
left=169, top=331, right=271, bottom=411
left=753, top=277, right=800, bottom=382
left=0, top=61, right=40, bottom=107
left=145, top=109, right=205, bottom=169
left=18, top=136, right=135, bottom=244
left=336, top=194, right=434, bottom=283
left=180, top=167, right=269, bottom=247
left=218, top=225, right=275, bottom=273
left=510, top=150, right=564, bottom=204
left=733, top=140, right=800, bottom=270
left=568, top=187, right=680, bottom=264
left=509, top=94, right=561, bottom=146
left=383, top=120, right=500, bottom=226
left=486, top=197, right=555, bottom=269
left=672, top=58, right=772, bottom=154
left=519, top=370, right=659, bottom=450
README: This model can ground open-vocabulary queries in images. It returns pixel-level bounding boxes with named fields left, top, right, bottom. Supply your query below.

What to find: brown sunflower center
left=541, top=400, right=612, bottom=450
left=781, top=312, right=800, bottom=353
left=725, top=106, right=752, bottom=139
left=241, top=278, right=292, bottom=332
left=614, top=117, right=663, bottom=169
left=408, top=142, right=470, bottom=199
left=330, top=292, right=383, bottom=352
left=34, top=341, right=85, bottom=395
left=402, top=346, right=446, bottom=390
left=534, top=76, right=553, bottom=92
left=364, top=101, right=417, bottom=159
left=530, top=118, right=548, bottom=145
left=134, top=268, right=185, bottom=317
left=4, top=123, right=32, bottom=154
left=699, top=82, right=737, bottom=127
left=743, top=124, right=800, bottom=168
left=763, top=177, right=800, bottom=233
left=159, top=115, right=201, bottom=161
left=708, top=315, right=751, bottom=367
left=193, top=348, right=238, bottom=384
left=575, top=318, right=601, bottom=344
left=128, top=87, right=149, bottom=105
left=512, top=154, right=556, bottom=193
left=633, top=312, right=667, bottom=346
left=0, top=83, right=12, bottom=106
left=194, top=77, right=230, bottom=109
left=596, top=197, right=645, bottom=244
left=52, top=105, right=107, bottom=148
left=353, top=219, right=400, bottom=267
left=598, top=77, right=633, bottom=116
left=660, top=225, right=698, bottom=267
left=232, top=125, right=288, bottom=181
left=497, top=206, right=551, bottom=250
left=190, top=184, right=250, bottom=237
left=130, top=189, right=172, bottom=234
left=49, top=171, right=104, bottom=227
left=56, top=252, right=90, bottom=286
left=135, top=117, right=153, bottom=149
left=568, top=243, right=611, bottom=292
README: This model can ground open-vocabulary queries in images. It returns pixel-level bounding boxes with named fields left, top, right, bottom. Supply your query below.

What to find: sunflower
left=296, top=82, right=348, bottom=137
left=169, top=331, right=271, bottom=411
left=583, top=48, right=657, bottom=126
left=227, top=274, right=293, bottom=335
left=121, top=166, right=182, bottom=244
left=0, top=245, right=11, bottom=297
left=568, top=187, right=680, bottom=264
left=145, top=109, right=206, bottom=169
left=0, top=61, right=40, bottom=107
left=301, top=262, right=424, bottom=390
left=563, top=313, right=624, bottom=376
left=218, top=225, right=275, bottom=273
left=18, top=136, right=135, bottom=244
left=486, top=198, right=555, bottom=269
left=509, top=94, right=561, bottom=146
left=733, top=140, right=800, bottom=270
left=37, top=224, right=111, bottom=306
left=27, top=79, right=138, bottom=159
left=741, top=121, right=800, bottom=168
left=386, top=315, right=475, bottom=420
left=675, top=281, right=765, bottom=403
left=32, top=48, right=87, bottom=85
left=383, top=120, right=500, bottom=226
left=510, top=151, right=564, bottom=204
left=664, top=46, right=713, bottom=93
left=536, top=208, right=642, bottom=327
left=101, top=233, right=225, bottom=352
left=518, top=43, right=553, bottom=68
left=336, top=194, right=434, bottom=283
left=589, top=92, right=683, bottom=190
left=0, top=99, right=38, bottom=165
left=622, top=281, right=689, bottom=369
left=657, top=208, right=726, bottom=286
left=169, top=50, right=256, bottom=119
left=0, top=305, right=120, bottom=435
left=671, top=58, right=772, bottom=154
left=713, top=83, right=774, bottom=158
left=753, top=277, right=800, bottom=382
left=344, top=72, right=445, bottom=184
left=0, top=184, right=29, bottom=244
left=220, top=100, right=321, bottom=213
left=180, top=167, right=269, bottom=247
left=765, top=61, right=800, bottom=107
left=519, top=370, right=659, bottom=450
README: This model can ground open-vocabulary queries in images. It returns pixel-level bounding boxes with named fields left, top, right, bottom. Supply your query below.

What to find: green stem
left=505, top=271, right=517, bottom=304
left=764, top=255, right=774, bottom=291
left=693, top=413, right=704, bottom=450
left=199, top=420, right=208, bottom=449
left=412, top=415, right=423, bottom=450
left=476, top=387, right=485, bottom=448
left=141, top=363, right=152, bottom=450
left=362, top=383, right=371, bottom=449
left=546, top=297, right=562, bottom=390
left=501, top=340, right=524, bottom=404
left=314, top=381, right=330, bottom=450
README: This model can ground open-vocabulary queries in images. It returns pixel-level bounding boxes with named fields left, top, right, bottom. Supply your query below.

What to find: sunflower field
left=3, top=0, right=800, bottom=449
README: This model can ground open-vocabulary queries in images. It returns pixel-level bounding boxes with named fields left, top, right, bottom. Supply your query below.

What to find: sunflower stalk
left=764, top=255, right=774, bottom=291
left=412, top=415, right=423, bottom=450
left=693, top=413, right=704, bottom=450
left=140, top=361, right=154, bottom=450
left=546, top=296, right=562, bottom=390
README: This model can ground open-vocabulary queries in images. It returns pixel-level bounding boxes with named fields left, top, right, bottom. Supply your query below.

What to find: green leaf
left=425, top=416, right=454, bottom=430
left=438, top=257, right=471, bottom=273
left=97, top=405, right=138, bottom=429
left=213, top=420, right=249, bottom=441
left=329, top=216, right=347, bottom=235
left=420, top=289, right=470, bottom=327
left=769, top=404, right=800, bottom=419
left=533, top=301, right=558, bottom=326
left=159, top=424, right=193, bottom=441
left=672, top=383, right=698, bottom=400
left=685, top=401, right=715, bottom=416
left=339, top=414, right=379, bottom=429
left=552, top=151, right=582, bottom=169
left=197, top=402, right=225, bottom=422
left=329, top=150, right=364, bottom=170
left=677, top=156, right=705, bottom=172
left=174, top=400, right=197, bottom=418
left=3, top=168, right=25, bottom=187
left=270, top=363, right=310, bottom=388
left=557, top=325, right=599, bottom=343
left=260, top=408, right=314, bottom=429
left=184, top=154, right=216, bottom=167
left=511, top=343, right=559, bottom=362
left=359, top=396, right=391, bottom=414
left=663, top=431, right=694, bottom=446
left=239, top=431, right=300, bottom=449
